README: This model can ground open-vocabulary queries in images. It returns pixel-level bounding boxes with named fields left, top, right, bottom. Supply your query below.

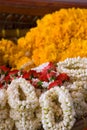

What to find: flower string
left=0, top=57, right=87, bottom=129
left=7, top=78, right=41, bottom=130
left=39, top=86, right=76, bottom=130
left=1, top=9, right=87, bottom=69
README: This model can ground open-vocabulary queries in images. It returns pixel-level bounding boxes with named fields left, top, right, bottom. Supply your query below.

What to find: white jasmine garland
left=63, top=81, right=87, bottom=91
left=0, top=108, right=9, bottom=119
left=11, top=110, right=41, bottom=130
left=0, top=108, right=14, bottom=130
left=73, top=97, right=87, bottom=117
left=0, top=57, right=87, bottom=130
left=10, top=107, right=41, bottom=122
left=70, top=90, right=87, bottom=118
left=63, top=80, right=87, bottom=118
left=0, top=89, right=7, bottom=109
left=7, top=77, right=41, bottom=130
left=0, top=88, right=14, bottom=130
left=39, top=86, right=76, bottom=130
left=57, top=57, right=87, bottom=81
left=7, top=78, right=39, bottom=111
left=57, top=57, right=87, bottom=119
left=0, top=118, right=14, bottom=130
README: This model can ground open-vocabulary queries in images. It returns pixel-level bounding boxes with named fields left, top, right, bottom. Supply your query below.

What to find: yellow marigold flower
left=1, top=8, right=87, bottom=69
left=32, top=43, right=58, bottom=65
left=18, top=37, right=31, bottom=52
left=15, top=56, right=34, bottom=70
left=25, top=8, right=87, bottom=65
left=60, top=38, right=87, bottom=61
left=0, top=39, right=16, bottom=65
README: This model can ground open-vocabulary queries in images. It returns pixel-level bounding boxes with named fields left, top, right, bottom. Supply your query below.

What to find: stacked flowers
left=0, top=8, right=87, bottom=130
left=1, top=8, right=87, bottom=69
left=7, top=78, right=41, bottom=130
left=57, top=57, right=87, bottom=118
left=0, top=57, right=87, bottom=130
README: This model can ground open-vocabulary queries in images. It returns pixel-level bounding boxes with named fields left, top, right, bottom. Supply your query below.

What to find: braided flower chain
left=0, top=89, right=7, bottom=109
left=65, top=81, right=87, bottom=118
left=7, top=78, right=41, bottom=130
left=57, top=57, right=87, bottom=118
left=7, top=77, right=39, bottom=110
left=39, top=86, right=76, bottom=130
left=0, top=89, right=14, bottom=130
left=0, top=57, right=87, bottom=129
left=57, top=57, right=87, bottom=81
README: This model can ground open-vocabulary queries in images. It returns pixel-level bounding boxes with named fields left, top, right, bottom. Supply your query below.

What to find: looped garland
left=10, top=107, right=41, bottom=130
left=0, top=89, right=14, bottom=130
left=7, top=78, right=41, bottom=130
left=57, top=57, right=87, bottom=118
left=0, top=118, right=14, bottom=130
left=66, top=81, right=87, bottom=118
left=1, top=57, right=87, bottom=129
left=0, top=108, right=9, bottom=120
left=39, top=86, right=76, bottom=130
left=57, top=57, right=87, bottom=81
left=0, top=89, right=7, bottom=109
left=7, top=77, right=39, bottom=110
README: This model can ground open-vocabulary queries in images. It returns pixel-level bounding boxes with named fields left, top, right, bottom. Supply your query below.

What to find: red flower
left=22, top=70, right=40, bottom=80
left=29, top=70, right=40, bottom=79
left=4, top=75, right=11, bottom=83
left=47, top=71, right=56, bottom=81
left=39, top=72, right=48, bottom=82
left=9, top=70, right=18, bottom=76
left=8, top=70, right=19, bottom=80
left=39, top=62, right=57, bottom=82
left=31, top=79, right=42, bottom=88
left=0, top=65, right=10, bottom=74
left=48, top=80, right=62, bottom=90
left=57, top=73, right=70, bottom=82
left=42, top=62, right=56, bottom=73
left=31, top=80, right=38, bottom=88
left=22, top=71, right=30, bottom=79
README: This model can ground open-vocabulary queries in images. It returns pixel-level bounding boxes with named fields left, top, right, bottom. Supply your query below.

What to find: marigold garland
left=1, top=8, right=87, bottom=69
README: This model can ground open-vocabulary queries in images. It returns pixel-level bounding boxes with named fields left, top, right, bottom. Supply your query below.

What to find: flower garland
left=1, top=9, right=87, bottom=69
left=0, top=57, right=87, bottom=129
left=57, top=57, right=87, bottom=118
left=39, top=86, right=76, bottom=130
left=7, top=78, right=41, bottom=130
left=7, top=78, right=39, bottom=110
left=0, top=89, right=14, bottom=130
left=57, top=57, right=87, bottom=81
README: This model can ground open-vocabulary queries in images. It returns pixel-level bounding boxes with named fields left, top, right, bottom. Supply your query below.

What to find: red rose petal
left=57, top=73, right=70, bottom=82
left=4, top=75, right=11, bottom=82
left=22, top=71, right=30, bottom=79
left=48, top=80, right=62, bottom=90
left=0, top=65, right=10, bottom=74
left=47, top=71, right=56, bottom=81
left=9, top=70, right=19, bottom=75
left=42, top=62, right=56, bottom=73
left=39, top=72, right=48, bottom=82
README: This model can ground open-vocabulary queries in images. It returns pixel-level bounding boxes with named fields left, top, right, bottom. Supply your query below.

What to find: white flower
left=39, top=86, right=76, bottom=130
left=7, top=77, right=41, bottom=130
left=7, top=77, right=39, bottom=110
left=0, top=89, right=7, bottom=109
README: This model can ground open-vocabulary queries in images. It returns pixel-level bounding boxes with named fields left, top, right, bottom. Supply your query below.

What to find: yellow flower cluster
left=1, top=8, right=87, bottom=69
left=0, top=39, right=16, bottom=66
